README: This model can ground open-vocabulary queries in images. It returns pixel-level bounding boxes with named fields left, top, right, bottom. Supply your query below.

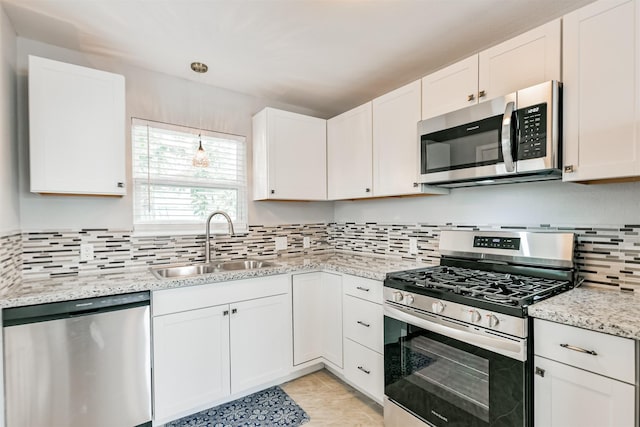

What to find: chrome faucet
left=205, top=211, right=235, bottom=263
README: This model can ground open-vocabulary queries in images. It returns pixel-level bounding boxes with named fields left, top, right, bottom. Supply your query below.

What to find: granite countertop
left=529, top=286, right=640, bottom=340
left=0, top=252, right=429, bottom=309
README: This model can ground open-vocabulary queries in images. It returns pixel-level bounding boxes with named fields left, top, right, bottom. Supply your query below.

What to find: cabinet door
left=478, top=19, right=561, bottom=102
left=153, top=305, right=230, bottom=424
left=252, top=108, right=327, bottom=201
left=327, top=102, right=373, bottom=199
left=321, top=272, right=343, bottom=368
left=230, top=294, right=292, bottom=393
left=372, top=80, right=422, bottom=197
left=28, top=56, right=126, bottom=196
left=563, top=0, right=640, bottom=181
left=534, top=356, right=635, bottom=427
left=422, top=55, right=478, bottom=119
left=292, top=272, right=324, bottom=365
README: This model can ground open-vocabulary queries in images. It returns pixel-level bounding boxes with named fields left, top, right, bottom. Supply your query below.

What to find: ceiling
left=2, top=0, right=593, bottom=118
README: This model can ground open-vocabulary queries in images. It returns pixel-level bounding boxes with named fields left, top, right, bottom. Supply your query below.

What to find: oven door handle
left=384, top=304, right=526, bottom=362
left=501, top=101, right=516, bottom=172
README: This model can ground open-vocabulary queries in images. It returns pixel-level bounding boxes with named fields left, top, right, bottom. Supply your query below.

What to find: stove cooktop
left=385, top=265, right=572, bottom=316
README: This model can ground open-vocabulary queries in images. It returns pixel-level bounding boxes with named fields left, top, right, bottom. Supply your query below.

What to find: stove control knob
left=393, top=292, right=404, bottom=303
left=487, top=314, right=500, bottom=328
left=432, top=301, right=445, bottom=314
left=468, top=309, right=481, bottom=323
left=404, top=294, right=415, bottom=305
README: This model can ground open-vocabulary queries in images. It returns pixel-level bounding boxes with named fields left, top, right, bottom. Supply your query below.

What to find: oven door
left=384, top=304, right=529, bottom=427
left=418, top=94, right=517, bottom=184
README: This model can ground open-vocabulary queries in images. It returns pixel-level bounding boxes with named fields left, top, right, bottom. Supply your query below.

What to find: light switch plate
left=303, top=237, right=311, bottom=249
left=275, top=236, right=287, bottom=251
left=80, top=243, right=94, bottom=261
left=409, top=237, right=418, bottom=255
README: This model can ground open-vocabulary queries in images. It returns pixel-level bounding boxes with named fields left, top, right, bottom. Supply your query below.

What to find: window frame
left=131, top=117, right=248, bottom=235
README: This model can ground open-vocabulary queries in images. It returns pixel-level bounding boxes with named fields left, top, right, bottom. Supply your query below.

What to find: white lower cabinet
left=533, top=319, right=637, bottom=427
left=230, top=294, right=292, bottom=393
left=534, top=356, right=635, bottom=427
left=343, top=338, right=384, bottom=403
left=342, top=275, right=384, bottom=403
left=292, top=272, right=343, bottom=367
left=152, top=275, right=291, bottom=425
left=153, top=305, right=231, bottom=424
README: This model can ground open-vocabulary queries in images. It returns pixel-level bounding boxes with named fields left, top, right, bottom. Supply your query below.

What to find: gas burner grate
left=390, top=265, right=570, bottom=307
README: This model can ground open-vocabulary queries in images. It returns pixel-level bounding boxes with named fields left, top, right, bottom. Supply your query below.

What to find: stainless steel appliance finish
left=383, top=230, right=575, bottom=427
left=3, top=292, right=152, bottom=427
left=418, top=80, right=561, bottom=187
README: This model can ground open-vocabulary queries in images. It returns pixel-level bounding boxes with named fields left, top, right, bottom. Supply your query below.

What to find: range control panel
left=473, top=236, right=521, bottom=250
left=517, top=103, right=547, bottom=160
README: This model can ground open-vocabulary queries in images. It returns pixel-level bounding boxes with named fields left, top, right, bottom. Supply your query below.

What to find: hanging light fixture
left=191, top=61, right=210, bottom=168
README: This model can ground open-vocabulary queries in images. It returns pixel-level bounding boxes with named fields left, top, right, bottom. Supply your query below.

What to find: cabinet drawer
left=343, top=295, right=383, bottom=353
left=343, top=275, right=383, bottom=304
left=344, top=338, right=384, bottom=403
left=153, top=274, right=290, bottom=316
left=534, top=319, right=635, bottom=383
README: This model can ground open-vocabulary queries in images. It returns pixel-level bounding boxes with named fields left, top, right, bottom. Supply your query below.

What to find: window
left=132, top=118, right=247, bottom=233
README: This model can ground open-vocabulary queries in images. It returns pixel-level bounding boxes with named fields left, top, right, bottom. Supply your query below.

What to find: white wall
left=16, top=37, right=334, bottom=231
left=334, top=180, right=640, bottom=226
left=0, top=8, right=19, bottom=233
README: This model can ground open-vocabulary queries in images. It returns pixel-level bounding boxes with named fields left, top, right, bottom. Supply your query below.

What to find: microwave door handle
left=501, top=101, right=516, bottom=172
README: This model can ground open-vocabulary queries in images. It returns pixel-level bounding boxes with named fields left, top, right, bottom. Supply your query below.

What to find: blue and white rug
left=166, top=386, right=310, bottom=427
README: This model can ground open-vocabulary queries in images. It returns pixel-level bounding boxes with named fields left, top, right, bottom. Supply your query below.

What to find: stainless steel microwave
left=418, top=80, right=562, bottom=188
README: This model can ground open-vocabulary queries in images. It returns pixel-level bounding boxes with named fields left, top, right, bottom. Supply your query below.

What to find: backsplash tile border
left=7, top=222, right=640, bottom=291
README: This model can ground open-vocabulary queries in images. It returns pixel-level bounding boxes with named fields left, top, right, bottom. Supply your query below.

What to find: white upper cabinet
left=421, top=19, right=561, bottom=120
left=252, top=108, right=327, bottom=200
left=372, top=80, right=423, bottom=197
left=327, top=102, right=373, bottom=199
left=422, top=55, right=479, bottom=119
left=478, top=19, right=561, bottom=102
left=563, top=0, right=640, bottom=182
left=28, top=55, right=126, bottom=196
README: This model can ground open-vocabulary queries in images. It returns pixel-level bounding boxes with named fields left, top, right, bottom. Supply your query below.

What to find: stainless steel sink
left=150, top=259, right=278, bottom=279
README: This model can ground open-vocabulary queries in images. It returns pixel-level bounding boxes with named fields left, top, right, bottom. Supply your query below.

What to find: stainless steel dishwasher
left=3, top=291, right=152, bottom=427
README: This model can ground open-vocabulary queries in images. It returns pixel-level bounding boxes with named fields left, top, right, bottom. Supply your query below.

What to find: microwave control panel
left=517, top=103, right=547, bottom=160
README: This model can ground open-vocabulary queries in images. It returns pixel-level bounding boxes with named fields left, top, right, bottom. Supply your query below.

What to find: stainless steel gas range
left=383, top=230, right=575, bottom=427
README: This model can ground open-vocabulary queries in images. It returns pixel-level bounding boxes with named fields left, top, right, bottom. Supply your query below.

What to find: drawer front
left=343, top=275, right=383, bottom=304
left=534, top=319, right=635, bottom=383
left=343, top=295, right=383, bottom=353
left=344, top=338, right=384, bottom=403
left=153, top=274, right=290, bottom=316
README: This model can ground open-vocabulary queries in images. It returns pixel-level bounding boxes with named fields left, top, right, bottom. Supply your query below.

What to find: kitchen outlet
left=80, top=244, right=94, bottom=261
left=275, top=236, right=287, bottom=251
left=303, top=237, right=311, bottom=249
left=409, top=237, right=418, bottom=255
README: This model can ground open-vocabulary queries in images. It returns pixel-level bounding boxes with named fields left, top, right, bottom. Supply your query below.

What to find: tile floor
left=281, top=369, right=384, bottom=426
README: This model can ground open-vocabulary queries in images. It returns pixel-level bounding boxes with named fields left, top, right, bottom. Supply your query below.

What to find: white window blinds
left=132, top=118, right=247, bottom=232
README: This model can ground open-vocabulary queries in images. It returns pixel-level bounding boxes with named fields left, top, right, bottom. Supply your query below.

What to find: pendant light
left=191, top=61, right=210, bottom=168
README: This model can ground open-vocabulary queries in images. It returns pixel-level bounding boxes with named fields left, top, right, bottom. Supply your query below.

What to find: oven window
left=384, top=316, right=526, bottom=427
left=421, top=115, right=503, bottom=174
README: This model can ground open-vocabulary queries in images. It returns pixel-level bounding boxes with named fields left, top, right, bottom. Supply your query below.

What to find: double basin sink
left=150, top=259, right=279, bottom=280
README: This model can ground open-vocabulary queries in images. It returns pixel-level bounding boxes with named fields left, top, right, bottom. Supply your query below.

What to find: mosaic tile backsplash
left=0, top=232, right=22, bottom=293
left=4, top=222, right=640, bottom=290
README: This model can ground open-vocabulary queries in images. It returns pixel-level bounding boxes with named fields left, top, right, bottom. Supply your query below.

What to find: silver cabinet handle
left=535, top=367, right=545, bottom=377
left=501, top=101, right=516, bottom=172
left=478, top=90, right=486, bottom=98
left=564, top=165, right=575, bottom=173
left=356, top=286, right=370, bottom=292
left=357, top=366, right=371, bottom=374
left=357, top=320, right=370, bottom=328
left=560, top=343, right=597, bottom=356
left=468, top=93, right=475, bottom=101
